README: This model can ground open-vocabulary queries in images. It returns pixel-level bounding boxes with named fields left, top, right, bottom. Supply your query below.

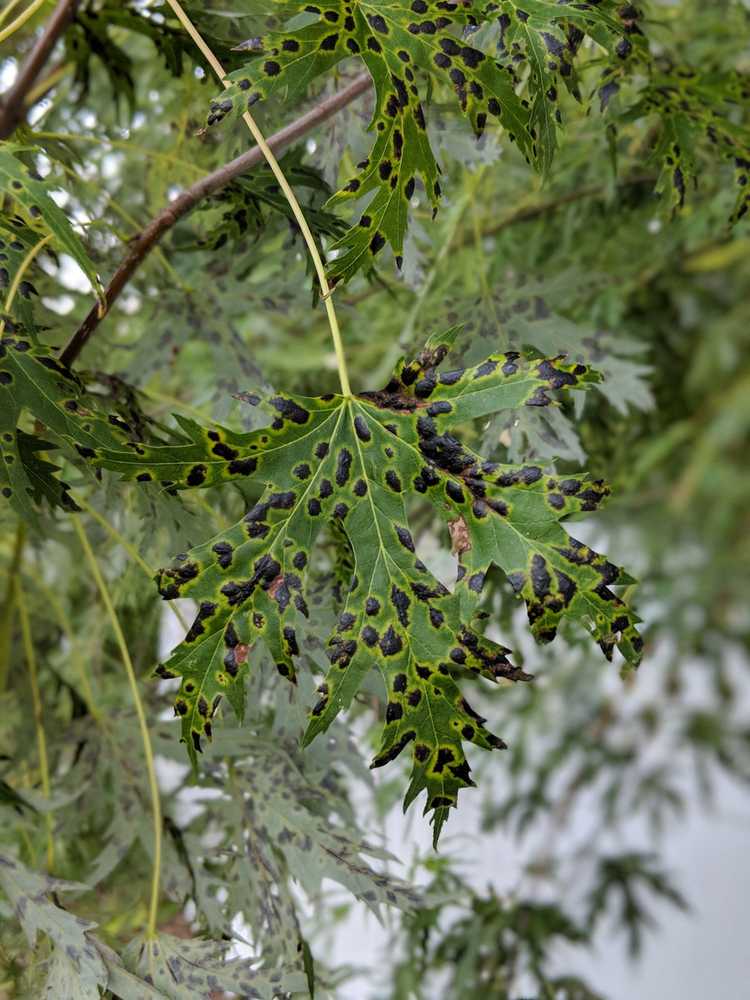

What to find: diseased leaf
left=123, top=933, right=308, bottom=1000
left=0, top=431, right=80, bottom=527
left=93, top=338, right=640, bottom=841
left=493, top=0, right=641, bottom=175
left=44, top=949, right=102, bottom=1000
left=208, top=2, right=639, bottom=283
left=0, top=332, right=183, bottom=526
left=215, top=736, right=419, bottom=913
left=185, top=149, right=347, bottom=253
left=0, top=854, right=107, bottom=993
left=0, top=145, right=103, bottom=305
left=0, top=215, right=48, bottom=327
left=614, top=67, right=750, bottom=221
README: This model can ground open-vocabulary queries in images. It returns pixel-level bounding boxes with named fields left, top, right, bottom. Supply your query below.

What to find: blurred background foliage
left=0, top=0, right=749, bottom=997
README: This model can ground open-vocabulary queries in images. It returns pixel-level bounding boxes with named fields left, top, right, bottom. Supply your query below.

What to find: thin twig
left=74, top=517, right=163, bottom=941
left=59, top=72, right=371, bottom=369
left=163, top=0, right=352, bottom=396
left=0, top=0, right=77, bottom=140
left=15, top=574, right=55, bottom=871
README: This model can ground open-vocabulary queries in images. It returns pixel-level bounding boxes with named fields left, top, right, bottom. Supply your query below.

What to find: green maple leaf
left=95, top=335, right=641, bottom=843
left=493, top=0, right=641, bottom=174
left=209, top=2, right=638, bottom=283
left=0, top=145, right=104, bottom=307
left=608, top=66, right=750, bottom=221
left=211, top=0, right=532, bottom=284
left=122, top=933, right=307, bottom=1000
left=0, top=331, right=183, bottom=527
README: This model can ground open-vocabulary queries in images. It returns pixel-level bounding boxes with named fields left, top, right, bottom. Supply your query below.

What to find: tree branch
left=59, top=72, right=372, bottom=369
left=0, top=0, right=77, bottom=140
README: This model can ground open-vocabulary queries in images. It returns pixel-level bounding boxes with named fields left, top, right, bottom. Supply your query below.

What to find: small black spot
left=212, top=441, right=239, bottom=460
left=427, top=400, right=452, bottom=416
left=396, top=526, right=415, bottom=552
left=530, top=554, right=551, bottom=598
left=362, top=625, right=379, bottom=646
left=212, top=542, right=233, bottom=568
left=308, top=498, right=322, bottom=516
left=336, top=448, right=352, bottom=485
left=294, top=463, right=311, bottom=480
left=353, top=479, right=368, bottom=496
left=450, top=648, right=466, bottom=664
left=264, top=60, right=281, bottom=76
left=315, top=441, right=330, bottom=459
left=391, top=585, right=410, bottom=626
left=229, top=457, right=257, bottom=475
left=386, top=470, right=402, bottom=492
left=414, top=743, right=430, bottom=762
left=386, top=701, right=403, bottom=723
left=187, top=465, right=207, bottom=486
left=320, top=32, right=339, bottom=50
left=370, top=232, right=386, bottom=254
left=271, top=396, right=310, bottom=424
left=433, top=747, right=455, bottom=773
left=379, top=626, right=403, bottom=656
left=354, top=415, right=371, bottom=441
left=366, top=597, right=380, bottom=616
left=446, top=481, right=464, bottom=504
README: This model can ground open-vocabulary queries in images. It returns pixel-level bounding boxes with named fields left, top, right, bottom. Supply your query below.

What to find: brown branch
left=60, top=72, right=372, bottom=369
left=0, top=0, right=77, bottom=140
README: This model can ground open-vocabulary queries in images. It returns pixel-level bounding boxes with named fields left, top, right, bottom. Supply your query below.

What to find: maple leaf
left=615, top=66, right=750, bottom=221
left=0, top=145, right=104, bottom=306
left=0, top=854, right=107, bottom=994
left=208, top=1, right=639, bottom=283
left=122, top=933, right=307, bottom=1000
left=210, top=0, right=531, bottom=284
left=0, top=331, right=185, bottom=528
left=95, top=334, right=641, bottom=842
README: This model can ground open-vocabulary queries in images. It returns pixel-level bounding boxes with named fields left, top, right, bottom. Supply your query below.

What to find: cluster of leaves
left=211, top=0, right=646, bottom=281
left=1, top=0, right=750, bottom=996
left=209, top=1, right=749, bottom=283
left=386, top=852, right=686, bottom=998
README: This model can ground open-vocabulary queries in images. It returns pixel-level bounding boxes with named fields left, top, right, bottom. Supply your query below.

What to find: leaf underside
left=57, top=333, right=643, bottom=843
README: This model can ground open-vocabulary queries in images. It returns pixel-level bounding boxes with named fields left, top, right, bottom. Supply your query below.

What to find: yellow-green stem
left=73, top=518, right=162, bottom=940
left=0, top=0, right=27, bottom=28
left=0, top=0, right=47, bottom=44
left=163, top=0, right=352, bottom=397
left=0, top=524, right=25, bottom=692
left=0, top=233, right=52, bottom=335
left=15, top=575, right=54, bottom=871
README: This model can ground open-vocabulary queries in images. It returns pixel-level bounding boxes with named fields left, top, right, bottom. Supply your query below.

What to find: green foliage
left=212, top=0, right=638, bottom=282
left=0, top=145, right=103, bottom=305
left=83, top=335, right=638, bottom=840
left=1, top=0, right=749, bottom=996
